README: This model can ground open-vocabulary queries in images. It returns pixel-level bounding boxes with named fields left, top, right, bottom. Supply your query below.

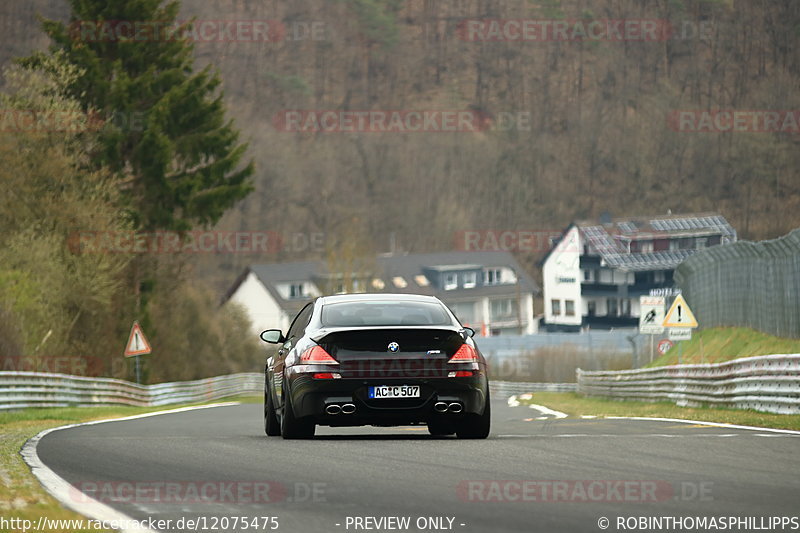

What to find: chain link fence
left=674, top=229, right=800, bottom=339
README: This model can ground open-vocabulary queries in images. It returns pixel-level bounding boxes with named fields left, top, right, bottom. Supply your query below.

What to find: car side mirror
left=461, top=327, right=475, bottom=338
left=260, top=329, right=285, bottom=344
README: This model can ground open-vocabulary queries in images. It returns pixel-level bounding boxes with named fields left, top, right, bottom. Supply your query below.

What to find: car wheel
left=264, top=380, right=281, bottom=436
left=280, top=389, right=315, bottom=439
left=455, top=394, right=491, bottom=439
left=427, top=420, right=455, bottom=436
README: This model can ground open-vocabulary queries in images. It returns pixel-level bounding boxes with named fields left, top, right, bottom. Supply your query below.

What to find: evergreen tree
left=23, top=0, right=253, bottom=231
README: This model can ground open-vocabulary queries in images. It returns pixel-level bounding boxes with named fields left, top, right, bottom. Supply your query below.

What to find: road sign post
left=662, top=295, right=698, bottom=365
left=124, top=321, right=152, bottom=384
left=662, top=294, right=698, bottom=328
left=640, top=296, right=665, bottom=365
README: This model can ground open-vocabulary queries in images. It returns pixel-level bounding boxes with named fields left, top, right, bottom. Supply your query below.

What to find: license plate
left=369, top=385, right=421, bottom=399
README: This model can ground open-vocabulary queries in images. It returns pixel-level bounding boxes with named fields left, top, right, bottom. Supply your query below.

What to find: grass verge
left=519, top=392, right=800, bottom=431
left=647, top=326, right=800, bottom=367
left=0, top=394, right=260, bottom=532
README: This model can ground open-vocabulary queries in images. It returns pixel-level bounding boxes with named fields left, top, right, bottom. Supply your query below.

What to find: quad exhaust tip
left=448, top=402, right=463, bottom=413
left=434, top=402, right=449, bottom=413
left=326, top=403, right=356, bottom=415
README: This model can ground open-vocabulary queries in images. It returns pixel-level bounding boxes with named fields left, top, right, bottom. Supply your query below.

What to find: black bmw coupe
left=260, top=293, right=491, bottom=439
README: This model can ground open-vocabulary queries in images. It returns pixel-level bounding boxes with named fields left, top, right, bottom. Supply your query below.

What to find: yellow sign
left=662, top=294, right=698, bottom=328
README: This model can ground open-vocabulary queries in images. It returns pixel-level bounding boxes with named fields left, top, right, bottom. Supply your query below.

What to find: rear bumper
left=286, top=374, right=488, bottom=426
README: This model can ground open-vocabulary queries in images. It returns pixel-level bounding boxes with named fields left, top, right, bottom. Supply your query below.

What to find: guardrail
left=0, top=372, right=263, bottom=410
left=0, top=371, right=572, bottom=410
left=577, top=354, right=800, bottom=414
left=489, top=381, right=576, bottom=396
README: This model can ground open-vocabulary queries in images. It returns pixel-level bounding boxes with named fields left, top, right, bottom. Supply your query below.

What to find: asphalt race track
left=34, top=399, right=800, bottom=533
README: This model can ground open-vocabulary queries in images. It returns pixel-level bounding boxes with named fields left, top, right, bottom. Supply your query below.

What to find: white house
left=223, top=251, right=540, bottom=336
left=541, top=213, right=736, bottom=331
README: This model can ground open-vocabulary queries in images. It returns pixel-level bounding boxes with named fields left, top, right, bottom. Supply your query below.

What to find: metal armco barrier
left=577, top=354, right=800, bottom=414
left=0, top=371, right=572, bottom=410
left=0, top=372, right=263, bottom=410
left=489, top=381, right=576, bottom=396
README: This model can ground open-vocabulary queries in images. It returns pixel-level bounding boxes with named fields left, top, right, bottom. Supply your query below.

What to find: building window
left=669, top=240, right=680, bottom=251
left=551, top=299, right=561, bottom=316
left=450, top=301, right=476, bottom=324
left=565, top=300, right=575, bottom=316
left=484, top=268, right=502, bottom=285
left=463, top=271, right=477, bottom=289
left=607, top=298, right=618, bottom=316
left=621, top=299, right=631, bottom=316
left=444, top=273, right=458, bottom=291
left=414, top=275, right=429, bottom=287
left=583, top=269, right=593, bottom=282
left=491, top=299, right=514, bottom=319
left=289, top=283, right=305, bottom=299
left=654, top=271, right=665, bottom=283
left=696, top=237, right=707, bottom=249
left=587, top=300, right=596, bottom=316
left=640, top=241, right=654, bottom=253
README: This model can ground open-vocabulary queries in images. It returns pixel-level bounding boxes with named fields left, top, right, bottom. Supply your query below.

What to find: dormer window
left=484, top=268, right=502, bottom=285
left=289, top=283, right=305, bottom=299
left=463, top=271, right=477, bottom=289
left=443, top=273, right=458, bottom=290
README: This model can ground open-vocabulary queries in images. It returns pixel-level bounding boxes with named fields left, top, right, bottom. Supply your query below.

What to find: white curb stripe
left=20, top=402, right=240, bottom=533
left=527, top=403, right=568, bottom=419
left=604, top=416, right=800, bottom=435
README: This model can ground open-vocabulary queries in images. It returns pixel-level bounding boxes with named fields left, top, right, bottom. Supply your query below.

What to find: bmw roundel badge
left=388, top=342, right=400, bottom=352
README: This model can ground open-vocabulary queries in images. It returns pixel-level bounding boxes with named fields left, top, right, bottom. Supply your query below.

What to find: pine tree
left=23, top=0, right=253, bottom=231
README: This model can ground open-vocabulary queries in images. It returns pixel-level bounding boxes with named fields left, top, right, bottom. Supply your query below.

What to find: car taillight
left=448, top=343, right=478, bottom=363
left=300, top=346, right=339, bottom=364
left=313, top=372, right=341, bottom=379
left=448, top=370, right=474, bottom=377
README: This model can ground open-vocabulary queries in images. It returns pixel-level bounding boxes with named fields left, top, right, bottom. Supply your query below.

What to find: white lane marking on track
left=527, top=403, right=568, bottom=419
left=496, top=433, right=800, bottom=438
left=604, top=416, right=800, bottom=435
left=20, top=402, right=240, bottom=533
left=507, top=395, right=520, bottom=407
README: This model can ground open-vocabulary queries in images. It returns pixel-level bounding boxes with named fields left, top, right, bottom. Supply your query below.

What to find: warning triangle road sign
left=662, top=294, right=698, bottom=328
left=124, top=321, right=152, bottom=357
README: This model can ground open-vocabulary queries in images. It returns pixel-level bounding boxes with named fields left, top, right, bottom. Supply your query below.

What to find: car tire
left=455, top=393, right=491, bottom=439
left=264, top=380, right=281, bottom=436
left=281, top=388, right=315, bottom=439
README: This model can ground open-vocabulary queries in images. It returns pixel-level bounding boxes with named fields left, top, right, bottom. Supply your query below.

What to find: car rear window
left=321, top=301, right=453, bottom=327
